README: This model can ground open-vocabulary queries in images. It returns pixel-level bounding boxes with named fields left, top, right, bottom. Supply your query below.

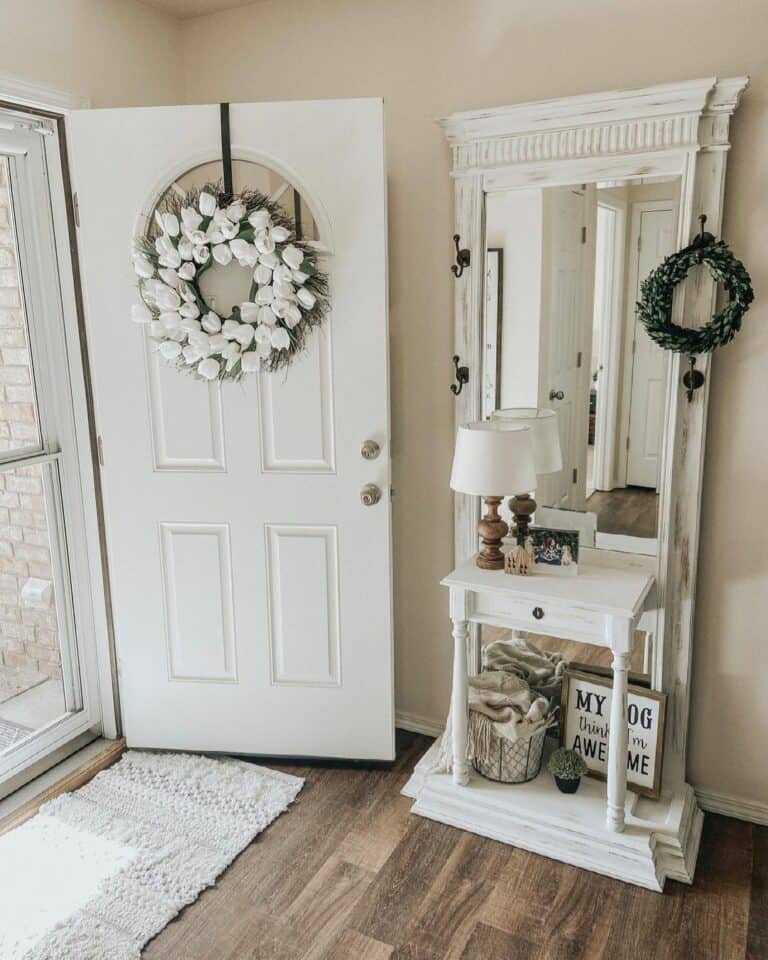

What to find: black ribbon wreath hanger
left=220, top=102, right=233, bottom=196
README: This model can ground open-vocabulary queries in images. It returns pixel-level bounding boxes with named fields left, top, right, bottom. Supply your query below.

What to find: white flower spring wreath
left=130, top=184, right=329, bottom=380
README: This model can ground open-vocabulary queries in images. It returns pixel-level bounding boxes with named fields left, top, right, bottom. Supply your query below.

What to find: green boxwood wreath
left=131, top=182, right=329, bottom=381
left=637, top=239, right=753, bottom=355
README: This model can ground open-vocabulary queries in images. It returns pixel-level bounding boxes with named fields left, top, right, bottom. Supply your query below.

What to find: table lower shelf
left=402, top=739, right=702, bottom=892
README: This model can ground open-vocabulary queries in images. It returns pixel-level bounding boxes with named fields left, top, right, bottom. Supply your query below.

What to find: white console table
left=402, top=548, right=704, bottom=891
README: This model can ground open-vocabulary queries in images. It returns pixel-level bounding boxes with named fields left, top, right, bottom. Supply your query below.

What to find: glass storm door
left=0, top=111, right=104, bottom=795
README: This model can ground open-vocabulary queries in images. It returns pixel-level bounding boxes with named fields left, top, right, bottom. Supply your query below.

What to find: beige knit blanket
left=433, top=671, right=551, bottom=774
left=482, top=635, right=566, bottom=698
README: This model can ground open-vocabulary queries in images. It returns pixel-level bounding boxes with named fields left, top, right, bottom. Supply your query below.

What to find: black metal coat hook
left=689, top=213, right=716, bottom=260
left=451, top=235, right=471, bottom=278
left=682, top=356, right=705, bottom=402
left=692, top=213, right=715, bottom=247
left=451, top=355, right=469, bottom=395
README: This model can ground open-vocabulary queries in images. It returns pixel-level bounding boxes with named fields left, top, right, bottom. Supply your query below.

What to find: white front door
left=626, top=203, right=675, bottom=489
left=67, top=100, right=394, bottom=759
left=538, top=186, right=595, bottom=510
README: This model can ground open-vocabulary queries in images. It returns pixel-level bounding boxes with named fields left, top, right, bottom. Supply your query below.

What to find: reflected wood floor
left=482, top=627, right=647, bottom=675
left=143, top=731, right=767, bottom=960
left=587, top=486, right=658, bottom=539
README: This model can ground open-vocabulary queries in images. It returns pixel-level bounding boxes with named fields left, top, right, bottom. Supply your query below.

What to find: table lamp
left=450, top=422, right=536, bottom=570
left=490, top=408, right=563, bottom=543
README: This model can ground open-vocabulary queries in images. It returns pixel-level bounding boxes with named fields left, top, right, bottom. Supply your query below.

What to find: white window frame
left=0, top=75, right=117, bottom=795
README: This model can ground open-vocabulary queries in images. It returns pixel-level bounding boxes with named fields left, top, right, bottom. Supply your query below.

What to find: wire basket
left=471, top=718, right=546, bottom=784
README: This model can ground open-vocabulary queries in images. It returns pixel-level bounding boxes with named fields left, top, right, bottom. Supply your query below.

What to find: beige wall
left=0, top=0, right=182, bottom=107
left=180, top=0, right=768, bottom=804
left=3, top=0, right=766, bottom=804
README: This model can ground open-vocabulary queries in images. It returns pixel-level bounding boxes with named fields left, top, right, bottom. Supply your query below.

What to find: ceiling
left=142, top=0, right=257, bottom=19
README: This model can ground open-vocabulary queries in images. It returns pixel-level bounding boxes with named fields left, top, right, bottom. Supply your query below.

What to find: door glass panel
left=148, top=159, right=321, bottom=318
left=0, top=157, right=42, bottom=456
left=0, top=462, right=74, bottom=752
left=154, top=159, right=319, bottom=241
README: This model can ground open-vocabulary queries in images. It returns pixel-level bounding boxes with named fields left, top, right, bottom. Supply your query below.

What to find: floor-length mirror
left=482, top=176, right=681, bottom=557
left=480, top=175, right=681, bottom=683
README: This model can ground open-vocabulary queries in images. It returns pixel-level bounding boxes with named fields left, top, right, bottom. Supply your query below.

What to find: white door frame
left=0, top=76, right=118, bottom=793
left=592, top=197, right=626, bottom=492
left=618, top=199, right=677, bottom=488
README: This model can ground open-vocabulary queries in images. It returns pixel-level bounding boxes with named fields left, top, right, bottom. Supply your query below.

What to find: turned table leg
left=606, top=622, right=632, bottom=832
left=451, top=617, right=470, bottom=786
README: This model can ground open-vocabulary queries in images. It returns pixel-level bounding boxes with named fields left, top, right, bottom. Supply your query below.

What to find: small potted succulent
left=548, top=747, right=588, bottom=794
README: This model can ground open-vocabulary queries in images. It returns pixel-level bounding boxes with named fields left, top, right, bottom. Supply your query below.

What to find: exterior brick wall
left=0, top=160, right=61, bottom=682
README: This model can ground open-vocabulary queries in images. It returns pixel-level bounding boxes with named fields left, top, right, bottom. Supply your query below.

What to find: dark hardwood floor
left=143, top=730, right=767, bottom=959
left=587, top=486, right=658, bottom=539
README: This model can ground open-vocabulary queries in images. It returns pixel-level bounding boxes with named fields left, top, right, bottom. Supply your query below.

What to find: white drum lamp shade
left=490, top=407, right=562, bottom=476
left=489, top=407, right=563, bottom=545
left=450, top=422, right=536, bottom=570
left=450, top=422, right=536, bottom=496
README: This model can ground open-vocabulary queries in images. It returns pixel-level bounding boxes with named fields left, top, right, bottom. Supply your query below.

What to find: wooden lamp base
left=509, top=492, right=537, bottom=545
left=477, top=496, right=509, bottom=570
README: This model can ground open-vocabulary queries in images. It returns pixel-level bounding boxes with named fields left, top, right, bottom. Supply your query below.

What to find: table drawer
left=472, top=592, right=605, bottom=644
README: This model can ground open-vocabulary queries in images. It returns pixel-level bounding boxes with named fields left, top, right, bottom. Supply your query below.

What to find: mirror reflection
left=482, top=177, right=681, bottom=553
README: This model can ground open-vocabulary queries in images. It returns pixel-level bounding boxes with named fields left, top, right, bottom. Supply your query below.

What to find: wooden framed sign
left=560, top=669, right=667, bottom=799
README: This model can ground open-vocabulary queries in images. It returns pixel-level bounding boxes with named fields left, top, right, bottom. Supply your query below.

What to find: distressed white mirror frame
left=442, top=77, right=748, bottom=789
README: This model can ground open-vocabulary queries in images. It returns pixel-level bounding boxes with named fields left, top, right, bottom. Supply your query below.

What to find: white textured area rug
left=0, top=751, right=304, bottom=960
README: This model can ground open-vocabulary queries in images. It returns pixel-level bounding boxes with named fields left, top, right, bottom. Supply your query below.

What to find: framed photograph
left=529, top=526, right=579, bottom=575
left=560, top=668, right=666, bottom=799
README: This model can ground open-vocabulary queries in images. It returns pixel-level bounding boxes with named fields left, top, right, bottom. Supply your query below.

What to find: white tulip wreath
left=130, top=184, right=328, bottom=380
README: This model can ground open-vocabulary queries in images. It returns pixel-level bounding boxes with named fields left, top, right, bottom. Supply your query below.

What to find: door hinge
left=581, top=226, right=587, bottom=244
left=73, top=192, right=80, bottom=228
left=632, top=339, right=637, bottom=354
left=96, top=434, right=104, bottom=466
left=576, top=351, right=582, bottom=368
left=572, top=467, right=577, bottom=483
left=637, top=234, right=641, bottom=253
left=626, top=436, right=630, bottom=451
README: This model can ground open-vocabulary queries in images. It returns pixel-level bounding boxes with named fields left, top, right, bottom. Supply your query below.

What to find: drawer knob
left=532, top=606, right=544, bottom=620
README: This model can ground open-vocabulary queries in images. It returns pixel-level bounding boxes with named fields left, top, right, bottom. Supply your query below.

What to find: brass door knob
left=361, top=484, right=382, bottom=506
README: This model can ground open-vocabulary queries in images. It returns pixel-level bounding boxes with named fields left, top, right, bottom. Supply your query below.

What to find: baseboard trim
left=694, top=787, right=768, bottom=826
left=394, top=723, right=768, bottom=827
left=396, top=711, right=444, bottom=739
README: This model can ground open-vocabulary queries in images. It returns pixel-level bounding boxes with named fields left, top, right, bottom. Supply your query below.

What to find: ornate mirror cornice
left=440, top=78, right=748, bottom=173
